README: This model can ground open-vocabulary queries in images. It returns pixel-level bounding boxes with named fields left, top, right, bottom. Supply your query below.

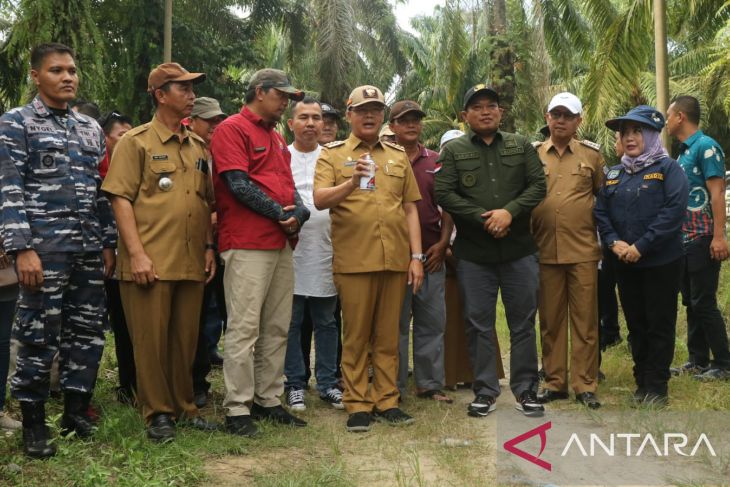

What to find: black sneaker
left=575, top=392, right=601, bottom=409
left=147, top=413, right=176, bottom=442
left=467, top=395, right=496, bottom=417
left=515, top=390, right=545, bottom=417
left=693, top=368, right=730, bottom=381
left=536, top=389, right=569, bottom=403
left=250, top=403, right=307, bottom=427
left=319, top=387, right=344, bottom=409
left=374, top=408, right=414, bottom=426
left=179, top=416, right=220, bottom=431
left=225, top=414, right=259, bottom=437
left=670, top=361, right=708, bottom=376
left=286, top=387, right=306, bottom=411
left=346, top=412, right=372, bottom=433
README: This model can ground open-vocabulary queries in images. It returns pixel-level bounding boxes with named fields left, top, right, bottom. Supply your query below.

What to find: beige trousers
left=221, top=247, right=293, bottom=417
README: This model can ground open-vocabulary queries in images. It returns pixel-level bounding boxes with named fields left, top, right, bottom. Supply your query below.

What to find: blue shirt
left=677, top=130, right=725, bottom=243
left=594, top=156, right=689, bottom=268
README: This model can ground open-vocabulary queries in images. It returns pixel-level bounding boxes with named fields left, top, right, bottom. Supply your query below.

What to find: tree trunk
left=486, top=0, right=515, bottom=132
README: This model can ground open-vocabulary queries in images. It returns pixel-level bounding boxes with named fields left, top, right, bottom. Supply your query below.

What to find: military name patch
left=605, top=179, right=619, bottom=185
left=643, top=172, right=664, bottom=181
left=254, top=146, right=266, bottom=153
left=454, top=152, right=479, bottom=160
left=500, top=147, right=524, bottom=156
left=343, top=160, right=356, bottom=167
left=26, top=123, right=55, bottom=134
left=152, top=154, right=169, bottom=160
left=606, top=169, right=620, bottom=179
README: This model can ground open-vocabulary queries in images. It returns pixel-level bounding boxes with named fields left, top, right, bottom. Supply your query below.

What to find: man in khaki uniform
left=531, top=92, right=604, bottom=409
left=314, top=85, right=424, bottom=433
left=102, top=63, right=218, bottom=441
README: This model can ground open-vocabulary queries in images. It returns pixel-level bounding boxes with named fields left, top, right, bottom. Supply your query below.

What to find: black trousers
left=615, top=257, right=682, bottom=395
left=192, top=262, right=226, bottom=395
left=598, top=245, right=620, bottom=339
left=106, top=279, right=136, bottom=393
left=681, top=236, right=730, bottom=369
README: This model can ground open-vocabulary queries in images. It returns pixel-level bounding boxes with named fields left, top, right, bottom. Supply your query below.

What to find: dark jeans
left=106, top=279, right=136, bottom=394
left=615, top=257, right=682, bottom=395
left=457, top=254, right=540, bottom=398
left=681, top=235, right=730, bottom=369
left=0, top=298, right=16, bottom=410
left=192, top=261, right=227, bottom=395
left=301, top=298, right=342, bottom=382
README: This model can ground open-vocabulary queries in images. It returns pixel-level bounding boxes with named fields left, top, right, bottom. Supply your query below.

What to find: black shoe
left=116, top=387, right=135, bottom=406
left=467, top=395, right=496, bottom=417
left=147, top=413, right=176, bottom=442
left=515, top=390, right=545, bottom=417
left=250, top=403, right=307, bottom=427
left=179, top=416, right=220, bottom=431
left=641, top=392, right=668, bottom=408
left=20, top=401, right=56, bottom=459
left=693, top=368, right=730, bottom=381
left=209, top=350, right=224, bottom=367
left=576, top=392, right=601, bottom=409
left=670, top=361, right=708, bottom=377
left=194, top=391, right=208, bottom=409
left=346, top=412, right=372, bottom=433
left=630, top=387, right=646, bottom=407
left=225, top=415, right=258, bottom=437
left=374, top=408, right=414, bottom=426
left=598, top=370, right=606, bottom=383
left=60, top=392, right=96, bottom=439
left=537, top=389, right=569, bottom=403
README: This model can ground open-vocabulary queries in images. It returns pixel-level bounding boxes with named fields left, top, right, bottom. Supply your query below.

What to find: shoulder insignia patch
left=580, top=139, right=601, bottom=151
left=606, top=169, right=621, bottom=179
left=324, top=140, right=346, bottom=149
left=643, top=172, right=664, bottom=181
left=383, top=140, right=405, bottom=152
left=127, top=123, right=150, bottom=136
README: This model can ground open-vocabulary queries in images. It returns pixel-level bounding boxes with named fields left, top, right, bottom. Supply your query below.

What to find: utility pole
left=164, top=0, right=172, bottom=62
left=654, top=0, right=670, bottom=149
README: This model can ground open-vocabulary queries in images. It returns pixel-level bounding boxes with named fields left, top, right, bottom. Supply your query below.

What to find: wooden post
left=164, top=0, right=172, bottom=62
left=654, top=0, right=670, bottom=149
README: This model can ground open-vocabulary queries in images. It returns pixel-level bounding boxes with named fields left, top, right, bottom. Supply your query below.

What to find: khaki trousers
left=120, top=280, right=204, bottom=423
left=335, top=271, right=407, bottom=414
left=221, top=247, right=293, bottom=416
left=538, top=262, right=599, bottom=394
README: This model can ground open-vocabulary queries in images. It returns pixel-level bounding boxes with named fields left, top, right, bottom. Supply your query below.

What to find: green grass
left=2, top=264, right=730, bottom=486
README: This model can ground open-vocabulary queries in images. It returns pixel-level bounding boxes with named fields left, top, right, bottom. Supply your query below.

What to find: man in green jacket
left=434, top=84, right=546, bottom=418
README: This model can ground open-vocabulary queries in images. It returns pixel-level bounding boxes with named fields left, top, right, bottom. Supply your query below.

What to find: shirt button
left=186, top=190, right=190, bottom=194
left=493, top=194, right=499, bottom=198
left=558, top=175, right=562, bottom=178
left=491, top=178, right=496, bottom=182
left=556, top=209, right=560, bottom=213
left=557, top=192, right=561, bottom=195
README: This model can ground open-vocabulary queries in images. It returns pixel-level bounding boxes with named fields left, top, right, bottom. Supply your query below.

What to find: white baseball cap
left=440, top=129, right=465, bottom=148
left=547, top=92, right=582, bottom=115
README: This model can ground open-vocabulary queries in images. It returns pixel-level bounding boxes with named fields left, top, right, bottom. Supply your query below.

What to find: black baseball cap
left=463, top=84, right=499, bottom=110
left=320, top=102, right=340, bottom=119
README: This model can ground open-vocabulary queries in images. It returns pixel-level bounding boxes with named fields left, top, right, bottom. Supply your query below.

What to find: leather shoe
left=537, top=389, right=569, bottom=403
left=251, top=403, right=307, bottom=427
left=147, top=413, right=175, bottom=442
left=576, top=391, right=601, bottom=409
left=179, top=416, right=219, bottom=431
left=225, top=414, right=258, bottom=437
left=194, top=391, right=208, bottom=409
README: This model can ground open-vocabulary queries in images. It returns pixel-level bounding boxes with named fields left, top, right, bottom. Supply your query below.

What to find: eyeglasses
left=548, top=111, right=579, bottom=121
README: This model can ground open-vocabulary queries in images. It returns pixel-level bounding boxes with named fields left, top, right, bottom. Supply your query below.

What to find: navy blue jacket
left=594, top=156, right=688, bottom=268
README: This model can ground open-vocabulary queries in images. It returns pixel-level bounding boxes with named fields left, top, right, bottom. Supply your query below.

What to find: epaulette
left=580, top=139, right=601, bottom=151
left=531, top=141, right=543, bottom=148
left=382, top=140, right=405, bottom=152
left=324, top=140, right=345, bottom=148
left=126, top=122, right=151, bottom=137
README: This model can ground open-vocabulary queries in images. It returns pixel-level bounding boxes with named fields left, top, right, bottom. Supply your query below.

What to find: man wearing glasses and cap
left=435, top=84, right=546, bottom=419
left=531, top=92, right=605, bottom=410
left=319, top=102, right=340, bottom=145
left=210, top=68, right=310, bottom=437
left=103, top=62, right=218, bottom=442
left=314, top=85, right=423, bottom=433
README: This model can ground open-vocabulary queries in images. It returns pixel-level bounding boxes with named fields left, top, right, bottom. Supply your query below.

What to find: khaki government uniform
left=102, top=116, right=213, bottom=422
left=531, top=138, right=604, bottom=394
left=314, top=134, right=421, bottom=413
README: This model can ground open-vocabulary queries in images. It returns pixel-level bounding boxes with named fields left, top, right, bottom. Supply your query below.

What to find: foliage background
left=1, top=0, right=730, bottom=161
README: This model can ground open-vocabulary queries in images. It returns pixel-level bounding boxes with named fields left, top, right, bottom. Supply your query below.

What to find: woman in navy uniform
left=594, top=106, right=688, bottom=406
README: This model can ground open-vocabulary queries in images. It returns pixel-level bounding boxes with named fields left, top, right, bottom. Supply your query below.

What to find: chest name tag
left=644, top=172, right=664, bottom=181
left=605, top=179, right=619, bottom=186
left=152, top=154, right=169, bottom=160
left=343, top=160, right=356, bottom=167
left=254, top=146, right=266, bottom=153
left=500, top=147, right=524, bottom=156
left=454, top=152, right=479, bottom=160
left=26, top=123, right=56, bottom=134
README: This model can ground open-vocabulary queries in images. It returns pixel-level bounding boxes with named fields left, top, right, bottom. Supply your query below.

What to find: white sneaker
left=286, top=388, right=306, bottom=411
left=0, top=411, right=21, bottom=430
left=320, top=387, right=344, bottom=409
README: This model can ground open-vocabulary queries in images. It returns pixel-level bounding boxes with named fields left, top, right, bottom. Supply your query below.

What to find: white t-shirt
left=289, top=144, right=336, bottom=297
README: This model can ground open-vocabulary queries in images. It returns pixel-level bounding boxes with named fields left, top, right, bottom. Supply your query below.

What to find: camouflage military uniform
left=0, top=96, right=116, bottom=402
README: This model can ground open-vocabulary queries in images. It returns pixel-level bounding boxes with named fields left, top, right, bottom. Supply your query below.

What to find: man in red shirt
left=210, top=69, right=309, bottom=437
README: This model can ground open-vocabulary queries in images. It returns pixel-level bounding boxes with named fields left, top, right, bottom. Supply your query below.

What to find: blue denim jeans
left=1, top=298, right=17, bottom=411
left=284, top=295, right=339, bottom=394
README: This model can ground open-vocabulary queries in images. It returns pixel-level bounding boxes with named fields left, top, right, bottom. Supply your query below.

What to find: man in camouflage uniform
left=0, top=43, right=116, bottom=459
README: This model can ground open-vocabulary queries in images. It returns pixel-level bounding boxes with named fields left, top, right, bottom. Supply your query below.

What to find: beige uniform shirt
left=102, top=116, right=213, bottom=281
left=531, top=138, right=605, bottom=264
left=314, top=134, right=421, bottom=274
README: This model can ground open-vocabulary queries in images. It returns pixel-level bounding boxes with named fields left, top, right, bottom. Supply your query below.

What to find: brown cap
left=191, top=97, right=226, bottom=120
left=347, top=85, right=386, bottom=108
left=389, top=100, right=426, bottom=121
left=248, top=69, right=304, bottom=101
left=147, top=63, right=205, bottom=92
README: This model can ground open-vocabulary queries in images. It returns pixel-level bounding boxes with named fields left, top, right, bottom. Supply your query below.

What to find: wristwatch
left=608, top=240, right=618, bottom=248
left=411, top=253, right=427, bottom=263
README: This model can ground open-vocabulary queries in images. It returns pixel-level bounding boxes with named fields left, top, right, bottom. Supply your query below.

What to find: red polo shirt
left=210, top=106, right=295, bottom=252
left=411, top=144, right=443, bottom=250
